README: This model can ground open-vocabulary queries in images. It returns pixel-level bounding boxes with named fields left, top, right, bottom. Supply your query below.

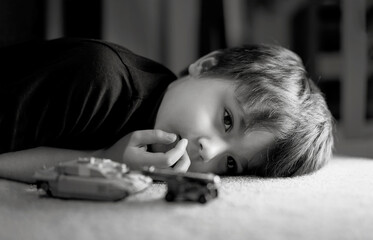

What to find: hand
left=101, top=130, right=190, bottom=172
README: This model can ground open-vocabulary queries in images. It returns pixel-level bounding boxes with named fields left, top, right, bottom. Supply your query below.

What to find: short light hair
left=199, top=44, right=334, bottom=177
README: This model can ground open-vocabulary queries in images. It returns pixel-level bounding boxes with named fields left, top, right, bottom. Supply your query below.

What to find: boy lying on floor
left=0, top=38, right=333, bottom=183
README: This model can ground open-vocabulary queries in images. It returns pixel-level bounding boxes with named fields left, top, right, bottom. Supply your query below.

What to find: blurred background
left=0, top=0, right=372, bottom=158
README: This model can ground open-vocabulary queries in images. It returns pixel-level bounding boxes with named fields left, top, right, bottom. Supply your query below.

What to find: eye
left=226, top=156, right=237, bottom=174
left=223, top=109, right=233, bottom=132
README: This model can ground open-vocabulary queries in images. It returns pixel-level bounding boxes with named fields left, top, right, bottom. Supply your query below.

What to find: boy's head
left=153, top=44, right=334, bottom=177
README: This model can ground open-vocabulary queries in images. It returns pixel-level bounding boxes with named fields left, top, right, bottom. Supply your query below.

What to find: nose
left=198, top=137, right=227, bottom=162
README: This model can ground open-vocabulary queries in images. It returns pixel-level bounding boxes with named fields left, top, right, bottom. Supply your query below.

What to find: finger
left=163, top=138, right=188, bottom=166
left=172, top=151, right=191, bottom=172
left=137, top=139, right=188, bottom=168
left=131, top=129, right=177, bottom=146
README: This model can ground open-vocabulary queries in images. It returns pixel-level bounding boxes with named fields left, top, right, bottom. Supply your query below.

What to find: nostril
left=200, top=144, right=203, bottom=150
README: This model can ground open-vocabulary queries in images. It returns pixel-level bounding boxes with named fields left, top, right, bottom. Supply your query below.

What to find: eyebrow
left=232, top=97, right=251, bottom=173
left=234, top=95, right=273, bottom=137
left=233, top=96, right=249, bottom=133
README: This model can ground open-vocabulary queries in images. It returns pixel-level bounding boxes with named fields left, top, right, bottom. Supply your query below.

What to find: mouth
left=167, top=134, right=182, bottom=150
left=176, top=134, right=181, bottom=141
left=175, top=134, right=182, bottom=145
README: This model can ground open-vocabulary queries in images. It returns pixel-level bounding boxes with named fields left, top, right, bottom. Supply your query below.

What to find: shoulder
left=51, top=38, right=176, bottom=82
left=72, top=38, right=177, bottom=98
left=43, top=38, right=176, bottom=99
left=81, top=39, right=175, bottom=77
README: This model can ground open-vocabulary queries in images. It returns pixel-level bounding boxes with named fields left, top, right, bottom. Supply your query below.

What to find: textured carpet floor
left=1, top=155, right=372, bottom=240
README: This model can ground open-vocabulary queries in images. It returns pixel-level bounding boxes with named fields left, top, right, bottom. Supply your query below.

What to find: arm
left=0, top=147, right=103, bottom=183
left=0, top=129, right=191, bottom=184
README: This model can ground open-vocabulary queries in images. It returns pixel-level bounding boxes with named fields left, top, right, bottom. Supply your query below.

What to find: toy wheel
left=198, top=195, right=207, bottom=204
left=165, top=192, right=175, bottom=202
left=40, top=182, right=52, bottom=196
left=213, top=189, right=218, bottom=197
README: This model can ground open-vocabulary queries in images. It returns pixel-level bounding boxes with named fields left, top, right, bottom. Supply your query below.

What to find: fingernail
left=168, top=133, right=177, bottom=141
left=180, top=138, right=188, bottom=146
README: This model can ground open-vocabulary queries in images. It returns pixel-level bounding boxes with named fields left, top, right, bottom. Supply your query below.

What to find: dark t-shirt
left=0, top=38, right=176, bottom=153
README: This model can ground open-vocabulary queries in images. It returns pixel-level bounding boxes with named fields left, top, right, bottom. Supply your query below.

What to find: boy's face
left=152, top=76, right=274, bottom=175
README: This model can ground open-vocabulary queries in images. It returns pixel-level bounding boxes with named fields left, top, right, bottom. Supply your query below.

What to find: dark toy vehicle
left=142, top=167, right=220, bottom=204
left=33, top=157, right=152, bottom=201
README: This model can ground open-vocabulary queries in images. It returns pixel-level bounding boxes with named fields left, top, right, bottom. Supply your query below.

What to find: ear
left=188, top=50, right=221, bottom=77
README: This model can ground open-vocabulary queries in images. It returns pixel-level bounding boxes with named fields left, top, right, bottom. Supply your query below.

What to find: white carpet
left=0, top=155, right=372, bottom=240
